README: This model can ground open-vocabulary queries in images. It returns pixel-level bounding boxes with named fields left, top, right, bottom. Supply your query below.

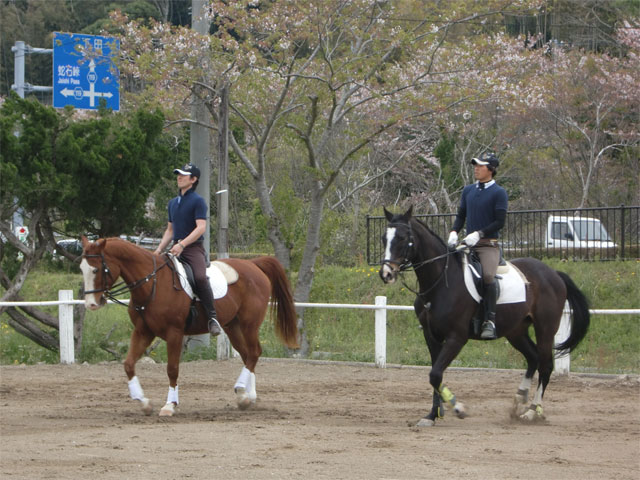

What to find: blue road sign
left=53, top=32, right=120, bottom=111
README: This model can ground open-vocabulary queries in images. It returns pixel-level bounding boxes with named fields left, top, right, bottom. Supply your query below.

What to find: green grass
left=1, top=260, right=638, bottom=374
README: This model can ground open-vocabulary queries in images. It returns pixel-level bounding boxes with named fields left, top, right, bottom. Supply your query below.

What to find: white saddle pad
left=463, top=256, right=527, bottom=304
left=171, top=257, right=228, bottom=300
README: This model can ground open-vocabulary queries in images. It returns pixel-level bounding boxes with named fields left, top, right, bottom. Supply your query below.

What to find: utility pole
left=11, top=40, right=53, bottom=99
left=217, top=84, right=229, bottom=259
left=190, top=0, right=211, bottom=263
left=184, top=0, right=212, bottom=351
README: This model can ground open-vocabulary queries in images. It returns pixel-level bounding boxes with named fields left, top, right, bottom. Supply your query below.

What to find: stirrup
left=480, top=320, right=497, bottom=340
left=208, top=318, right=222, bottom=336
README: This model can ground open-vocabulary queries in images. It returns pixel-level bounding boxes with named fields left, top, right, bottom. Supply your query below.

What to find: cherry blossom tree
left=110, top=0, right=550, bottom=354
left=541, top=22, right=639, bottom=207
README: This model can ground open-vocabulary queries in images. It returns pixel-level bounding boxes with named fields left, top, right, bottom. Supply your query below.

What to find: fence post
left=217, top=332, right=231, bottom=360
left=554, top=301, right=571, bottom=375
left=375, top=296, right=387, bottom=368
left=58, top=290, right=74, bottom=364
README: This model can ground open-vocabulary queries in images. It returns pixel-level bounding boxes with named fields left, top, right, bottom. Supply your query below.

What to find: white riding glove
left=447, top=231, right=458, bottom=248
left=463, top=231, right=481, bottom=247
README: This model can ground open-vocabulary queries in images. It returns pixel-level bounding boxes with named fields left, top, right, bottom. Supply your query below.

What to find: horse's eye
left=92, top=268, right=98, bottom=274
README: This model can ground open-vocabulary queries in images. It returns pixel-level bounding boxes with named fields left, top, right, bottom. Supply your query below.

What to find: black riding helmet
left=471, top=152, right=499, bottom=168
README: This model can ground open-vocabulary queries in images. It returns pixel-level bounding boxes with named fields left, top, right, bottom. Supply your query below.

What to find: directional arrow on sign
left=59, top=88, right=113, bottom=99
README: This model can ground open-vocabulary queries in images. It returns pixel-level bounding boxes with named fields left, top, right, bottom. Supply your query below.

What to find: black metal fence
left=367, top=205, right=640, bottom=264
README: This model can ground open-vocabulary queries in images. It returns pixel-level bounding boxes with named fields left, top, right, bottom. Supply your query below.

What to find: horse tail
left=252, top=256, right=300, bottom=349
left=554, top=271, right=590, bottom=353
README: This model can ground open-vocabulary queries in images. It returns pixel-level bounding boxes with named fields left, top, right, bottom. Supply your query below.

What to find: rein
left=382, top=221, right=464, bottom=300
left=83, top=252, right=171, bottom=312
left=397, top=250, right=455, bottom=300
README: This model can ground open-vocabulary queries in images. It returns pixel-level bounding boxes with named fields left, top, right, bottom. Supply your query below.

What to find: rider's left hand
left=463, top=231, right=481, bottom=247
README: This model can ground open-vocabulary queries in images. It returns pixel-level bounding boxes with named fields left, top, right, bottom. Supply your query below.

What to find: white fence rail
left=1, top=292, right=638, bottom=374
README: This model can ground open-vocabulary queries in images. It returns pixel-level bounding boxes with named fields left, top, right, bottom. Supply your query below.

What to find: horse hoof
left=416, top=417, right=435, bottom=427
left=519, top=409, right=536, bottom=422
left=159, top=402, right=176, bottom=417
left=236, top=388, right=252, bottom=410
left=454, top=403, right=467, bottom=419
left=511, top=398, right=528, bottom=419
left=141, top=397, right=152, bottom=416
left=519, top=407, right=544, bottom=422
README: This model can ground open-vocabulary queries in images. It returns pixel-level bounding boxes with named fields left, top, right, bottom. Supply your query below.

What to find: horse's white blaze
left=79, top=258, right=101, bottom=310
left=380, top=227, right=397, bottom=281
left=383, top=227, right=397, bottom=260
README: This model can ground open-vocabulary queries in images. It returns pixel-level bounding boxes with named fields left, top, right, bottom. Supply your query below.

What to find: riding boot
left=206, top=302, right=222, bottom=336
left=197, top=282, right=222, bottom=337
left=480, top=281, right=498, bottom=340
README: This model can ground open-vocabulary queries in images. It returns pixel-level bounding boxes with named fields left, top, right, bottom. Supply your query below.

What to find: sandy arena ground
left=1, top=358, right=639, bottom=480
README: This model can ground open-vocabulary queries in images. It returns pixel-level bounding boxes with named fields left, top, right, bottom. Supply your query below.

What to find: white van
left=546, top=216, right=616, bottom=249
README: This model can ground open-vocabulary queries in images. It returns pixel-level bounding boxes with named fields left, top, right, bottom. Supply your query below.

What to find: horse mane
left=410, top=216, right=462, bottom=266
left=412, top=217, right=445, bottom=247
left=103, top=237, right=152, bottom=258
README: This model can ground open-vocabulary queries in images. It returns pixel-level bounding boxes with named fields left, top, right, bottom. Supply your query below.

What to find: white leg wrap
left=518, top=376, right=532, bottom=393
left=128, top=376, right=145, bottom=401
left=234, top=366, right=251, bottom=391
left=166, top=385, right=179, bottom=405
left=248, top=372, right=257, bottom=402
left=532, top=384, right=543, bottom=406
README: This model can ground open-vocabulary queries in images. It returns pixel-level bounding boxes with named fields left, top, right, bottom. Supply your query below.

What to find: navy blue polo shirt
left=453, top=181, right=508, bottom=238
left=168, top=188, right=208, bottom=242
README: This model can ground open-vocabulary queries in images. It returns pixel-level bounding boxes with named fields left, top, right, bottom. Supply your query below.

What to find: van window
left=570, top=220, right=611, bottom=241
left=550, top=222, right=569, bottom=240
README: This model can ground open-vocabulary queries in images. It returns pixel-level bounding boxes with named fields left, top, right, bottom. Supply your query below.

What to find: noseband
left=82, top=251, right=169, bottom=311
left=83, top=253, right=117, bottom=295
left=381, top=222, right=415, bottom=272
left=381, top=220, right=460, bottom=299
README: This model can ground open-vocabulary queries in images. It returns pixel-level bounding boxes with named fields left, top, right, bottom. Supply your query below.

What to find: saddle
left=466, top=249, right=507, bottom=297
left=463, top=249, right=528, bottom=336
left=171, top=256, right=239, bottom=329
left=173, top=257, right=239, bottom=298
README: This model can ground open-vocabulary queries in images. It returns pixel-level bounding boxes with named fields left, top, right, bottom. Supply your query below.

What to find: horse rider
left=447, top=152, right=508, bottom=340
left=154, top=163, right=222, bottom=337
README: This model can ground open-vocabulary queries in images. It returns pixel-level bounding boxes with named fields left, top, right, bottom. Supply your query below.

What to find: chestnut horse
left=80, top=237, right=298, bottom=416
left=379, top=207, right=590, bottom=426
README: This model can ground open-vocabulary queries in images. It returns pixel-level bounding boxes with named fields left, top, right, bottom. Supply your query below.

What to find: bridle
left=381, top=221, right=416, bottom=274
left=82, top=251, right=171, bottom=312
left=83, top=252, right=119, bottom=296
left=381, top=220, right=462, bottom=299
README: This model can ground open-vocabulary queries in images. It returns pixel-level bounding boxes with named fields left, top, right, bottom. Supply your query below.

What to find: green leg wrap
left=438, top=385, right=456, bottom=407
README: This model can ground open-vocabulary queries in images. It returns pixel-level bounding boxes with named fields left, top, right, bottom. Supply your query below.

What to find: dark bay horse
left=378, top=207, right=590, bottom=426
left=80, top=237, right=298, bottom=416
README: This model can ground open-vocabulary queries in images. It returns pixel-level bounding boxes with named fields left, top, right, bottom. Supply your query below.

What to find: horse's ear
left=81, top=236, right=90, bottom=249
left=95, top=238, right=106, bottom=252
left=403, top=205, right=414, bottom=220
left=383, top=207, right=394, bottom=222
